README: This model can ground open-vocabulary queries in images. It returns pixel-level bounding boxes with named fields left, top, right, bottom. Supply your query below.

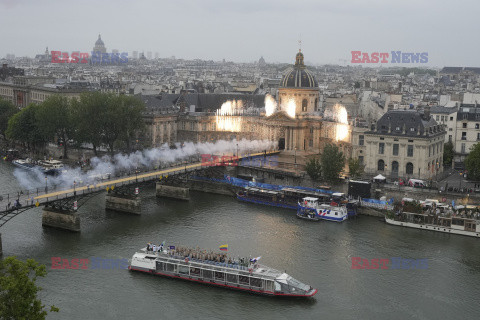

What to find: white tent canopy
left=373, top=174, right=386, bottom=180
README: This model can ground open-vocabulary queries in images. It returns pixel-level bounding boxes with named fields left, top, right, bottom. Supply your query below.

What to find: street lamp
left=236, top=143, right=239, bottom=158
left=294, top=147, right=297, bottom=164
left=73, top=180, right=76, bottom=195
left=45, top=176, right=48, bottom=193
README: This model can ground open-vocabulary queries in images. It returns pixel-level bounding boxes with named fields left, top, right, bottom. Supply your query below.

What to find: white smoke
left=13, top=139, right=278, bottom=190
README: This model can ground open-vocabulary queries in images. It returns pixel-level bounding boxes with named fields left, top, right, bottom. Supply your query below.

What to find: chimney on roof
left=424, top=105, right=431, bottom=120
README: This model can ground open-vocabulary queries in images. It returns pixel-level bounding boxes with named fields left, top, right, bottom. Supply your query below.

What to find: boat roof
left=303, top=197, right=318, bottom=201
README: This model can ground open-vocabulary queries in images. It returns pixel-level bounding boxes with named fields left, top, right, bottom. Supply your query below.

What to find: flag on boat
left=219, top=244, right=228, bottom=251
left=250, top=256, right=261, bottom=263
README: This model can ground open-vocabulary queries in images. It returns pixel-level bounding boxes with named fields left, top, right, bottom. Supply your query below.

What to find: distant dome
left=95, top=34, right=104, bottom=46
left=280, top=50, right=318, bottom=88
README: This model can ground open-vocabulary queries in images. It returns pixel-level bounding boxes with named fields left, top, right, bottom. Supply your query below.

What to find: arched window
left=378, top=159, right=385, bottom=171
left=406, top=162, right=414, bottom=175
left=302, top=99, right=308, bottom=112
left=392, top=161, right=399, bottom=173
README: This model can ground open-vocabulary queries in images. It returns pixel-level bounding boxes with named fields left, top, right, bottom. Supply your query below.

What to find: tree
left=443, top=141, right=454, bottom=167
left=72, top=92, right=110, bottom=156
left=305, top=157, right=322, bottom=181
left=36, top=95, right=74, bottom=159
left=6, top=104, right=45, bottom=152
left=118, top=95, right=145, bottom=152
left=465, top=143, right=480, bottom=180
left=321, top=144, right=346, bottom=183
left=103, top=95, right=145, bottom=155
left=0, top=98, right=18, bottom=138
left=0, top=256, right=59, bottom=319
left=348, top=157, right=364, bottom=179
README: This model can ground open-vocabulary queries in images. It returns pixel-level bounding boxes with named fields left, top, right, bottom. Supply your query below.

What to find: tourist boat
left=39, top=160, right=65, bottom=175
left=12, top=159, right=41, bottom=172
left=385, top=212, right=480, bottom=238
left=296, top=209, right=321, bottom=221
left=236, top=187, right=297, bottom=209
left=236, top=186, right=332, bottom=211
left=297, top=197, right=349, bottom=222
left=129, top=245, right=317, bottom=297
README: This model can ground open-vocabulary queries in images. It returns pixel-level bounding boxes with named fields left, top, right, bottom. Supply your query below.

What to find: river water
left=1, top=161, right=480, bottom=320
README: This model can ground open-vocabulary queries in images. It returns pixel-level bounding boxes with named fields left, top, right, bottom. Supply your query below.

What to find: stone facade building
left=139, top=50, right=351, bottom=157
left=454, top=104, right=480, bottom=167
left=360, top=110, right=446, bottom=180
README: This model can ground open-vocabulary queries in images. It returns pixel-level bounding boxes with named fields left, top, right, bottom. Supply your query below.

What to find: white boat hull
left=385, top=217, right=480, bottom=238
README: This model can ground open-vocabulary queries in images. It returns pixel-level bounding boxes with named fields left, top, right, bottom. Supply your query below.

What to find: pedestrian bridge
left=0, top=151, right=277, bottom=228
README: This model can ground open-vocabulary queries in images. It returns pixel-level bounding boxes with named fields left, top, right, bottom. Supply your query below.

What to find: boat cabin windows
left=452, top=218, right=465, bottom=226
left=165, top=263, right=176, bottom=273
left=214, top=271, right=225, bottom=281
left=190, top=267, right=201, bottom=276
left=250, top=278, right=262, bottom=288
left=178, top=265, right=189, bottom=275
left=239, top=275, right=249, bottom=285
left=203, top=270, right=213, bottom=279
left=464, top=221, right=476, bottom=232
left=156, top=261, right=165, bottom=271
left=227, top=273, right=238, bottom=284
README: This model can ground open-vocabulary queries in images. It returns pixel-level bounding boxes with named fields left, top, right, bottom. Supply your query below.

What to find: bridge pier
left=156, top=183, right=190, bottom=200
left=105, top=194, right=141, bottom=215
left=42, top=207, right=81, bottom=232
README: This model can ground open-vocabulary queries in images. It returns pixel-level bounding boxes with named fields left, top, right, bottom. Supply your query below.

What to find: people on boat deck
left=146, top=243, right=254, bottom=267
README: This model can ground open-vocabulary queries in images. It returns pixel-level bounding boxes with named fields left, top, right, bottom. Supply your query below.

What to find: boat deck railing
left=143, top=251, right=251, bottom=271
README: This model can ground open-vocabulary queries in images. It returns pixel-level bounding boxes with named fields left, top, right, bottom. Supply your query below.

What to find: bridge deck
left=0, top=151, right=277, bottom=216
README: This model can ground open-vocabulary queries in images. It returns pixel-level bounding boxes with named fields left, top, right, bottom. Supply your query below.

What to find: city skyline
left=1, top=0, right=479, bottom=67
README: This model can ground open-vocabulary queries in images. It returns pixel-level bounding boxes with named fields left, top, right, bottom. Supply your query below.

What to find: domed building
left=93, top=34, right=107, bottom=53
left=278, top=50, right=320, bottom=115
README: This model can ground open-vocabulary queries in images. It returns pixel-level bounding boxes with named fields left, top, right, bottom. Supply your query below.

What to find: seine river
left=1, top=161, right=480, bottom=320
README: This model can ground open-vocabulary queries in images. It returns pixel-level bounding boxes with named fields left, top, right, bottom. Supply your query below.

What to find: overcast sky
left=1, top=0, right=478, bottom=67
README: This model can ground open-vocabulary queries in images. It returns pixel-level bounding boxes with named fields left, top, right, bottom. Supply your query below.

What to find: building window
left=407, top=145, right=414, bottom=157
left=477, top=133, right=480, bottom=141
left=392, top=161, right=399, bottom=173
left=359, top=135, right=364, bottom=146
left=463, top=123, right=467, bottom=128
left=309, top=139, right=313, bottom=147
left=310, top=127, right=314, bottom=134
left=462, top=132, right=467, bottom=140
left=461, top=143, right=466, bottom=154
left=449, top=135, right=452, bottom=142
left=379, top=143, right=385, bottom=154
left=202, top=123, right=207, bottom=131
left=428, top=146, right=431, bottom=157
left=436, top=115, right=439, bottom=121
left=314, top=98, right=318, bottom=111
left=378, top=159, right=385, bottom=171
left=406, top=162, right=414, bottom=175
left=358, top=156, right=364, bottom=165
left=393, top=144, right=399, bottom=156
left=476, top=123, right=479, bottom=129
left=190, top=122, right=195, bottom=131
left=410, top=127, right=415, bottom=132
left=450, top=116, right=453, bottom=121
left=302, top=99, right=308, bottom=112
left=212, top=123, right=216, bottom=131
